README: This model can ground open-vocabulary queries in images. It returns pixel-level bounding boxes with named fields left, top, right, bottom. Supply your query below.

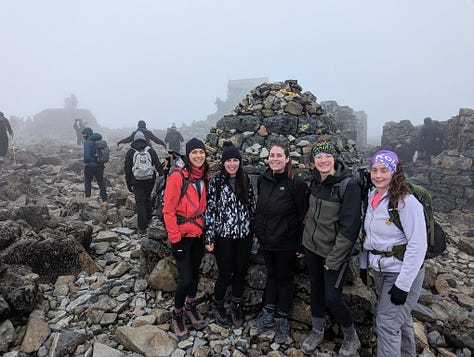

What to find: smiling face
left=313, top=153, right=335, bottom=178
left=370, top=162, right=393, bottom=194
left=188, top=148, right=206, bottom=169
left=223, top=157, right=240, bottom=176
left=268, top=146, right=289, bottom=173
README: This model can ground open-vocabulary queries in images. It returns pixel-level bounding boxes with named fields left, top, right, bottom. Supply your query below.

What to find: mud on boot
left=248, top=308, right=275, bottom=330
left=171, top=310, right=188, bottom=340
left=300, top=328, right=324, bottom=354
left=184, top=301, right=207, bottom=330
left=212, top=302, right=230, bottom=327
left=338, top=334, right=361, bottom=357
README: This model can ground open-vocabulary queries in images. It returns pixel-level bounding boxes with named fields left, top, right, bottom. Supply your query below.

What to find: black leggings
left=175, top=237, right=204, bottom=309
left=133, top=180, right=154, bottom=230
left=304, top=248, right=353, bottom=328
left=214, top=236, right=252, bottom=302
left=263, top=249, right=297, bottom=315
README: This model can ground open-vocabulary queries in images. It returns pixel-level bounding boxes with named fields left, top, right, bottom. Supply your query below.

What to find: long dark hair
left=388, top=162, right=412, bottom=208
left=269, top=143, right=294, bottom=180
left=221, top=164, right=250, bottom=205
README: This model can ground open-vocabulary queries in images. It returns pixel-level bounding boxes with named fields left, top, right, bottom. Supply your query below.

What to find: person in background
left=360, top=150, right=426, bottom=356
left=124, top=131, right=164, bottom=235
left=412, top=117, right=442, bottom=163
left=204, top=142, right=256, bottom=328
left=73, top=118, right=85, bottom=145
left=165, top=123, right=184, bottom=153
left=299, top=136, right=362, bottom=356
left=0, top=112, right=14, bottom=158
left=248, top=143, right=307, bottom=344
left=82, top=127, right=108, bottom=205
left=117, top=120, right=167, bottom=149
left=163, top=137, right=209, bottom=339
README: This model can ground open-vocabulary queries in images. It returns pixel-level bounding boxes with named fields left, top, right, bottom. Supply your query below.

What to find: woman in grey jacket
left=360, top=150, right=426, bottom=356
left=204, top=142, right=256, bottom=328
left=300, top=136, right=362, bottom=356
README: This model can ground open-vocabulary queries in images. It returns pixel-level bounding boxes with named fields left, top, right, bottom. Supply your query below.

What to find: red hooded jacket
left=163, top=168, right=208, bottom=244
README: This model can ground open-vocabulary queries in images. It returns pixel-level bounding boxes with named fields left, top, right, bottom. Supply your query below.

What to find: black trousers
left=304, top=248, right=353, bottom=328
left=263, top=249, right=297, bottom=315
left=133, top=180, right=155, bottom=230
left=0, top=136, right=8, bottom=157
left=213, top=236, right=252, bottom=302
left=175, top=237, right=204, bottom=309
left=84, top=165, right=107, bottom=202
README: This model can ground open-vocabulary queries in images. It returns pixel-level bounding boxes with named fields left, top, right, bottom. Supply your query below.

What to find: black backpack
left=94, top=140, right=110, bottom=164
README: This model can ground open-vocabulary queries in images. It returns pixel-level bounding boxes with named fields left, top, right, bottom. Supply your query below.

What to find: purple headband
left=370, top=150, right=399, bottom=174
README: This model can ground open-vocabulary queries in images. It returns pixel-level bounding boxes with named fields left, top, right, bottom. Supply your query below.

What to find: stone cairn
left=204, top=79, right=362, bottom=179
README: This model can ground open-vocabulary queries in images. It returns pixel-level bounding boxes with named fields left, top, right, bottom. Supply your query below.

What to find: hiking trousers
left=84, top=165, right=108, bottom=202
left=133, top=180, right=155, bottom=230
left=373, top=266, right=424, bottom=357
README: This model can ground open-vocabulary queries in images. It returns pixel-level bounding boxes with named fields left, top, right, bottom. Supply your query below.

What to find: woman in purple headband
left=360, top=150, right=427, bottom=356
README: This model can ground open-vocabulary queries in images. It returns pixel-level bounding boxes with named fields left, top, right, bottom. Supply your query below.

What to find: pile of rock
left=205, top=80, right=362, bottom=176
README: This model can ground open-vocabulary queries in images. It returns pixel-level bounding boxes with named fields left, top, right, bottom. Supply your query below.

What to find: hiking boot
left=300, top=328, right=324, bottom=354
left=171, top=310, right=188, bottom=340
left=338, top=334, right=361, bottom=357
left=248, top=308, right=275, bottom=330
left=184, top=301, right=207, bottom=330
left=212, top=302, right=230, bottom=327
left=230, top=303, right=243, bottom=328
left=274, top=317, right=290, bottom=344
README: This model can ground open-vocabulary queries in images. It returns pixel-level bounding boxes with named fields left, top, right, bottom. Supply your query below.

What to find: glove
left=127, top=185, right=134, bottom=193
left=359, top=268, right=368, bottom=286
left=172, top=240, right=185, bottom=261
left=388, top=284, right=408, bottom=305
left=116, top=142, right=120, bottom=147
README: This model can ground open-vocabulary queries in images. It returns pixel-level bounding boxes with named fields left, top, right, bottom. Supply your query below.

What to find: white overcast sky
left=1, top=0, right=473, bottom=141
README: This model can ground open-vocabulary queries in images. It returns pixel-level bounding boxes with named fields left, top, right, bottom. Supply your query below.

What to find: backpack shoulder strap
left=387, top=200, right=403, bottom=233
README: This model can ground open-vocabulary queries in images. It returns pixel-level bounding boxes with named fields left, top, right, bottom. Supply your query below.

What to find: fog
left=1, top=0, right=474, bottom=143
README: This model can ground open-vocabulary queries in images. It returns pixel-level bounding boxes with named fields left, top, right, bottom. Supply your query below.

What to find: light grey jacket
left=360, top=189, right=427, bottom=292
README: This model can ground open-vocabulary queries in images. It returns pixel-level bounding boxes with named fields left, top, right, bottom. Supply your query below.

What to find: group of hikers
left=0, top=111, right=430, bottom=356
left=155, top=135, right=425, bottom=357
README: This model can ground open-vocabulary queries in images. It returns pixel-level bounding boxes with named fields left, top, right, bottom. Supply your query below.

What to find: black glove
left=172, top=240, right=185, bottom=261
left=127, top=185, right=134, bottom=193
left=388, top=284, right=408, bottom=305
left=359, top=268, right=368, bottom=286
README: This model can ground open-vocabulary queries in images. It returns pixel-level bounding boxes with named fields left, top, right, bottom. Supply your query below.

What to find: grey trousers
left=373, top=266, right=424, bottom=357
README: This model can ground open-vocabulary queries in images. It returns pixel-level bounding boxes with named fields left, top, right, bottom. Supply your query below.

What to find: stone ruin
left=205, top=79, right=362, bottom=179
left=380, top=108, right=474, bottom=215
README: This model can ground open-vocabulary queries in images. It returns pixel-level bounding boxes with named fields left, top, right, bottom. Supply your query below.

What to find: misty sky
left=1, top=0, right=474, bottom=142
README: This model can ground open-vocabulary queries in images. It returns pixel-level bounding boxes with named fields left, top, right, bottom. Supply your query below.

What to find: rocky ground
left=0, top=139, right=473, bottom=357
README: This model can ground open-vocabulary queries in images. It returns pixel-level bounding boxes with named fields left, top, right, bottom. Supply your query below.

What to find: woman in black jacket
left=248, top=143, right=307, bottom=344
left=204, top=142, right=256, bottom=328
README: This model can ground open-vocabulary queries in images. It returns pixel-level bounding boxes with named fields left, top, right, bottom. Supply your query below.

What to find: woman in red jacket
left=163, top=137, right=209, bottom=339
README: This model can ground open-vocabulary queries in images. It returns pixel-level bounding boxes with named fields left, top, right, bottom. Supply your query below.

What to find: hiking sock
left=312, top=316, right=324, bottom=332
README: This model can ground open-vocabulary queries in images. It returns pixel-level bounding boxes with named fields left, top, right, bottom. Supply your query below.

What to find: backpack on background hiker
left=94, top=139, right=110, bottom=164
left=387, top=182, right=447, bottom=260
left=132, top=146, right=154, bottom=180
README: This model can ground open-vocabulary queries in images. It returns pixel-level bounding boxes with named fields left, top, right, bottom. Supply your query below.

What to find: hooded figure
left=82, top=127, right=108, bottom=205
left=0, top=112, right=14, bottom=157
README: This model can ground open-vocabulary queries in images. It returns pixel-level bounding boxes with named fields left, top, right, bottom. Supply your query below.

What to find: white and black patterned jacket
left=204, top=171, right=256, bottom=245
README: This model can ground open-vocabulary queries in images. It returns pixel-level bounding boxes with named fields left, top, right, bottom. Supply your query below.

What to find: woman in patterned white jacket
left=204, top=142, right=256, bottom=328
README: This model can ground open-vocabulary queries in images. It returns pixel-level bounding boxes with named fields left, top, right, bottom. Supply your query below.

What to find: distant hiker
left=0, top=112, right=14, bottom=157
left=165, top=123, right=184, bottom=153
left=73, top=118, right=85, bottom=145
left=412, top=117, right=442, bottom=163
left=82, top=127, right=108, bottom=205
left=124, top=131, right=164, bottom=235
left=394, top=136, right=415, bottom=164
left=117, top=120, right=167, bottom=149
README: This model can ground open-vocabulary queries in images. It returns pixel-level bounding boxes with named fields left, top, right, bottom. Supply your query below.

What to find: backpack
left=94, top=140, right=110, bottom=164
left=132, top=147, right=154, bottom=180
left=388, top=183, right=447, bottom=260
